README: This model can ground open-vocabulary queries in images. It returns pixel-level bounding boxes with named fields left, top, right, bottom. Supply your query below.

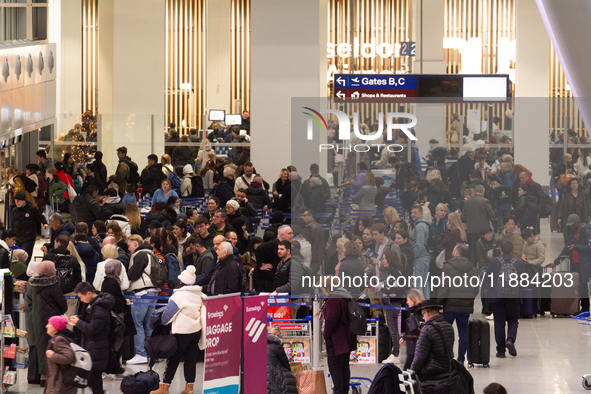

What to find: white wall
left=250, top=0, right=323, bottom=182
left=514, top=0, right=550, bottom=186
left=206, top=0, right=232, bottom=116
left=98, top=0, right=165, bottom=175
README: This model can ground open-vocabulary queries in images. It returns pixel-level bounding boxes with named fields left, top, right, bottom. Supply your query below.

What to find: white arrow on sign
left=336, top=76, right=345, bottom=85
left=336, top=91, right=346, bottom=99
left=351, top=91, right=360, bottom=99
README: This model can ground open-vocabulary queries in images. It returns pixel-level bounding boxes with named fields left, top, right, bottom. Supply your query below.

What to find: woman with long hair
left=272, top=168, right=291, bottom=199
left=400, top=289, right=425, bottom=370
left=107, top=221, right=129, bottom=253
left=124, top=202, right=143, bottom=235
left=353, top=215, right=374, bottom=237
left=199, top=151, right=217, bottom=189
left=442, top=212, right=467, bottom=260
left=161, top=154, right=174, bottom=177
left=383, top=206, right=400, bottom=235
left=173, top=220, right=188, bottom=255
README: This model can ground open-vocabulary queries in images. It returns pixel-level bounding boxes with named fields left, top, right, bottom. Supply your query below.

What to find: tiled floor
left=11, top=220, right=591, bottom=393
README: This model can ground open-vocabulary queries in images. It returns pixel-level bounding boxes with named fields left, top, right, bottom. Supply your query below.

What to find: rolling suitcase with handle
left=520, top=288, right=536, bottom=318
left=551, top=271, right=580, bottom=317
left=467, top=319, right=490, bottom=368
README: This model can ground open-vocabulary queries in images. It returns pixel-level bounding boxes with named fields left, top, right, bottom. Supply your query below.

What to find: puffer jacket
left=76, top=292, right=115, bottom=370
left=45, top=246, right=83, bottom=294
left=46, top=330, right=77, bottom=394
left=511, top=192, right=539, bottom=231
left=100, top=196, right=125, bottom=221
left=74, top=241, right=102, bottom=286
left=411, top=314, right=455, bottom=381
left=246, top=183, right=270, bottom=210
left=12, top=200, right=47, bottom=242
left=25, top=275, right=67, bottom=375
left=106, top=214, right=131, bottom=237
left=73, top=193, right=102, bottom=228
left=437, top=256, right=480, bottom=314
left=44, top=221, right=75, bottom=253
left=0, top=240, right=10, bottom=269
left=161, top=285, right=206, bottom=344
left=267, top=333, right=298, bottom=394
left=522, top=235, right=546, bottom=266
left=502, top=228, right=523, bottom=260
left=140, top=163, right=165, bottom=197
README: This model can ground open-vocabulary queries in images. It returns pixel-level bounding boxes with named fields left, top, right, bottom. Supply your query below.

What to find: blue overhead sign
left=334, top=74, right=416, bottom=90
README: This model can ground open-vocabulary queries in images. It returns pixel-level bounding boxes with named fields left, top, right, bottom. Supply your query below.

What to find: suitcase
left=550, top=201, right=560, bottom=232
left=551, top=271, right=580, bottom=317
left=520, top=288, right=536, bottom=318
left=467, top=319, right=490, bottom=368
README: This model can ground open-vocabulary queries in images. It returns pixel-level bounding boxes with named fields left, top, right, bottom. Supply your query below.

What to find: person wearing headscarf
left=10, top=248, right=29, bottom=280
left=25, top=260, right=67, bottom=386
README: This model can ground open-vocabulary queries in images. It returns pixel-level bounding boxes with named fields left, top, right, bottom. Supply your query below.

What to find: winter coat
left=25, top=275, right=67, bottom=375
left=476, top=237, right=496, bottom=272
left=464, top=194, right=495, bottom=234
left=74, top=241, right=102, bottom=285
left=484, top=254, right=526, bottom=302
left=139, top=210, right=173, bottom=237
left=0, top=240, right=9, bottom=270
left=522, top=235, right=546, bottom=266
left=501, top=228, right=524, bottom=260
left=272, top=257, right=304, bottom=295
left=442, top=154, right=475, bottom=197
left=127, top=243, right=157, bottom=292
left=491, top=170, right=515, bottom=209
left=354, top=185, right=377, bottom=211
left=140, top=163, right=165, bottom=197
left=94, top=259, right=130, bottom=291
left=267, top=333, right=298, bottom=394
left=111, top=159, right=130, bottom=192
left=172, top=145, right=194, bottom=166
left=44, top=221, right=75, bottom=253
left=511, top=192, right=539, bottom=230
left=9, top=175, right=37, bottom=207
left=44, top=246, right=83, bottom=294
left=411, top=314, right=455, bottom=382
left=55, top=170, right=74, bottom=200
left=12, top=200, right=47, bottom=242
left=307, top=186, right=327, bottom=214
left=48, top=177, right=68, bottom=205
left=216, top=177, right=236, bottom=207
left=106, top=214, right=131, bottom=237
left=75, top=292, right=115, bottom=371
left=46, top=330, right=77, bottom=394
left=73, top=193, right=102, bottom=228
left=411, top=217, right=431, bottom=258
left=558, top=190, right=591, bottom=230
left=162, top=285, right=206, bottom=342
left=100, top=196, right=125, bottom=221
left=208, top=255, right=242, bottom=296
left=246, top=184, right=270, bottom=210
left=322, top=287, right=357, bottom=356
left=437, top=256, right=479, bottom=314
left=442, top=228, right=464, bottom=261
left=339, top=256, right=365, bottom=295
left=93, top=159, right=108, bottom=187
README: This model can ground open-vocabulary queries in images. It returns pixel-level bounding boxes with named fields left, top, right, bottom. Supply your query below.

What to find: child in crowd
left=122, top=184, right=137, bottom=205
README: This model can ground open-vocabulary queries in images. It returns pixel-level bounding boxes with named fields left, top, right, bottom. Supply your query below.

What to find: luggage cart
left=267, top=316, right=313, bottom=363
left=573, top=312, right=591, bottom=389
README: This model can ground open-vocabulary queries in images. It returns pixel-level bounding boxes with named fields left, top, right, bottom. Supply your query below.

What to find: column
left=206, top=0, right=232, bottom=114
left=411, top=0, right=446, bottom=161
left=514, top=0, right=550, bottom=186
left=250, top=0, right=324, bottom=183
left=98, top=0, right=165, bottom=176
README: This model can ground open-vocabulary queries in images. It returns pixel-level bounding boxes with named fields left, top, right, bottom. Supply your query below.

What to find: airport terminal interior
left=3, top=0, right=591, bottom=393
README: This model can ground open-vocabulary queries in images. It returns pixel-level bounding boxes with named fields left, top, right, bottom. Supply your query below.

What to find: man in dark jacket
left=464, top=185, right=495, bottom=265
left=411, top=300, right=455, bottom=383
left=139, top=154, right=165, bottom=197
left=92, top=151, right=108, bottom=187
left=436, top=244, right=479, bottom=363
left=443, top=151, right=476, bottom=197
left=73, top=186, right=102, bottom=229
left=302, top=210, right=325, bottom=275
left=207, top=241, right=242, bottom=295
left=209, top=209, right=235, bottom=236
left=254, top=225, right=292, bottom=292
left=73, top=231, right=102, bottom=286
left=184, top=237, right=214, bottom=276
left=70, top=282, right=115, bottom=394
left=109, top=146, right=131, bottom=193
left=100, top=188, right=125, bottom=221
left=303, top=163, right=331, bottom=201
left=12, top=191, right=48, bottom=262
left=216, top=167, right=236, bottom=207
left=485, top=239, right=525, bottom=358
left=273, top=241, right=303, bottom=296
left=188, top=217, right=215, bottom=248
left=245, top=175, right=270, bottom=211
left=43, top=213, right=75, bottom=253
left=515, top=171, right=547, bottom=233
left=389, top=156, right=418, bottom=191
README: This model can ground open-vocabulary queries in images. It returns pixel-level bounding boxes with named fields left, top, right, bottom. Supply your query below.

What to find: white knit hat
left=178, top=265, right=196, bottom=285
left=226, top=199, right=240, bottom=211
left=183, top=164, right=194, bottom=174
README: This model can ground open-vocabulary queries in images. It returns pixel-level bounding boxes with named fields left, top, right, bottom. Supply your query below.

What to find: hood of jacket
left=267, top=333, right=282, bottom=345
left=173, top=284, right=206, bottom=299
left=90, top=291, right=115, bottom=311
left=503, top=227, right=522, bottom=236
left=530, top=235, right=547, bottom=248
left=414, top=216, right=430, bottom=226
left=329, top=287, right=352, bottom=299
left=75, top=241, right=98, bottom=258
left=29, top=275, right=58, bottom=288
left=58, top=221, right=76, bottom=235
left=445, top=256, right=475, bottom=273
left=105, top=196, right=121, bottom=204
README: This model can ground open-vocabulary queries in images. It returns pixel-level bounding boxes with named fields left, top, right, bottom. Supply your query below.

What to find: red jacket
left=323, top=288, right=357, bottom=356
left=55, top=170, right=74, bottom=200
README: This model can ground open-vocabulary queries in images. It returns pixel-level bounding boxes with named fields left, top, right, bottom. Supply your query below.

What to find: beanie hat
left=37, top=260, right=56, bottom=277
left=14, top=191, right=26, bottom=201
left=183, top=164, right=194, bottom=174
left=48, top=316, right=68, bottom=331
left=178, top=265, right=196, bottom=285
left=226, top=199, right=240, bottom=212
left=12, top=249, right=28, bottom=264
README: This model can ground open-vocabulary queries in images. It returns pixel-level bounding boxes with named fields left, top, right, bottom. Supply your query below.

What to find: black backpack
left=19, top=175, right=36, bottom=193
left=127, top=161, right=140, bottom=186
left=348, top=298, right=367, bottom=335
left=291, top=184, right=306, bottom=213
left=109, top=311, right=126, bottom=352
left=538, top=193, right=553, bottom=219
left=190, top=176, right=205, bottom=197
left=420, top=222, right=441, bottom=254
left=120, top=370, right=160, bottom=394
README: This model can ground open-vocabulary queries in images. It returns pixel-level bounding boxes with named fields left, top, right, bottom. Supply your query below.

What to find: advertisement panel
left=243, top=296, right=268, bottom=394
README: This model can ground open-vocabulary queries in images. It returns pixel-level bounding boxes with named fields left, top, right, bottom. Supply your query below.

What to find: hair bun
left=187, top=265, right=196, bottom=274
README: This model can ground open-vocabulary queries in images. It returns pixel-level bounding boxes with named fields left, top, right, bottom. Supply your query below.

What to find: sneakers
left=485, top=314, right=494, bottom=320
left=126, top=355, right=149, bottom=365
left=382, top=354, right=401, bottom=364
left=506, top=340, right=517, bottom=357
left=495, top=353, right=506, bottom=358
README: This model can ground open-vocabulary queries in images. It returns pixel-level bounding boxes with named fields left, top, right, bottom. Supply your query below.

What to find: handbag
left=67, top=180, right=77, bottom=201
left=435, top=249, right=446, bottom=269
left=419, top=324, right=474, bottom=394
left=333, top=147, right=345, bottom=164
left=294, top=369, right=327, bottom=394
